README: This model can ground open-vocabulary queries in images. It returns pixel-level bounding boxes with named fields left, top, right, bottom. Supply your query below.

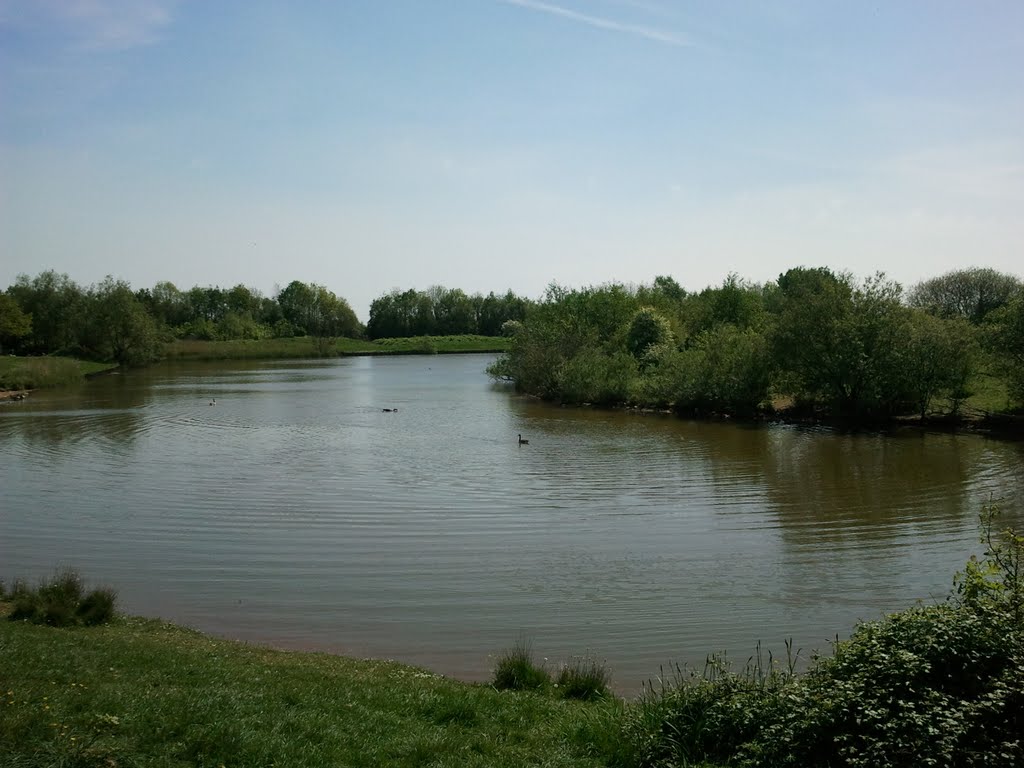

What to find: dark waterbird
left=518, top=434, right=529, bottom=445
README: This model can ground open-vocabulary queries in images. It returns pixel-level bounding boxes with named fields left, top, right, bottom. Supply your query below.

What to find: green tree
left=985, top=292, right=1024, bottom=405
left=555, top=348, right=637, bottom=405
left=276, top=281, right=316, bottom=335
left=771, top=269, right=912, bottom=418
left=82, top=277, right=162, bottom=365
left=277, top=281, right=361, bottom=354
left=626, top=306, right=673, bottom=360
left=902, top=312, right=977, bottom=417
left=908, top=267, right=1021, bottom=324
left=7, top=270, right=84, bottom=354
left=431, top=287, right=475, bottom=335
left=487, top=283, right=639, bottom=400
left=693, top=324, right=772, bottom=415
left=136, top=280, right=187, bottom=329
left=653, top=274, right=685, bottom=302
left=0, top=292, right=32, bottom=354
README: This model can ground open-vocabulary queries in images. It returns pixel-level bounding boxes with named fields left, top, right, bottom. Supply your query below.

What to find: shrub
left=556, top=349, right=637, bottom=405
left=555, top=654, right=612, bottom=701
left=414, top=336, right=439, bottom=354
left=6, top=569, right=117, bottom=628
left=623, top=646, right=798, bottom=767
left=77, top=588, right=118, bottom=626
left=625, top=503, right=1023, bottom=767
left=492, top=641, right=550, bottom=692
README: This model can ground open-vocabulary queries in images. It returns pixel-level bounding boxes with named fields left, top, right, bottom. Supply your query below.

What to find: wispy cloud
left=0, top=0, right=175, bottom=50
left=499, top=0, right=689, bottom=47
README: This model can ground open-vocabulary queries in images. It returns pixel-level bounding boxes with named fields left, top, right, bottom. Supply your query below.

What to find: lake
left=2, top=353, right=1022, bottom=693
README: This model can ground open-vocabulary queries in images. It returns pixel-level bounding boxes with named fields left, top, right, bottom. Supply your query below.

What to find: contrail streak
left=500, top=0, right=689, bottom=47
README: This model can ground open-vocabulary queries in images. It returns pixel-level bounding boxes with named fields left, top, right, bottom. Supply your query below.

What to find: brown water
left=2, top=354, right=1022, bottom=692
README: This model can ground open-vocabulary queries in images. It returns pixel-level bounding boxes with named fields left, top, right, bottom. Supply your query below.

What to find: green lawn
left=961, top=369, right=1017, bottom=415
left=0, top=614, right=621, bottom=768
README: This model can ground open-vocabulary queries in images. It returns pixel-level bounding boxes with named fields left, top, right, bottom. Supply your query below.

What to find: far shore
left=0, top=335, right=510, bottom=397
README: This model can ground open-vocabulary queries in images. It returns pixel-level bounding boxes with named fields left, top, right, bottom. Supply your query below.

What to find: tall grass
left=0, top=357, right=114, bottom=390
left=556, top=654, right=613, bottom=701
left=492, top=640, right=551, bottom=692
left=7, top=569, right=117, bottom=627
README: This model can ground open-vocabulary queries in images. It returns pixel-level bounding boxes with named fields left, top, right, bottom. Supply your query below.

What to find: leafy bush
left=555, top=654, right=612, bottom=701
left=627, top=307, right=673, bottom=361
left=492, top=641, right=551, bottom=692
left=556, top=349, right=637, bottom=405
left=625, top=503, right=1024, bottom=767
left=7, top=569, right=117, bottom=628
left=77, top=587, right=118, bottom=626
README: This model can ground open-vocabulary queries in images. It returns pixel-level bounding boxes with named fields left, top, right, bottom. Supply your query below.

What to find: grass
left=0, top=356, right=116, bottom=391
left=4, top=509, right=1019, bottom=768
left=7, top=569, right=117, bottom=628
left=770, top=367, right=1021, bottom=424
left=492, top=641, right=552, bottom=692
left=556, top=655, right=613, bottom=702
left=163, top=334, right=511, bottom=361
left=961, top=368, right=1018, bottom=415
left=491, top=644, right=613, bottom=703
left=0, top=613, right=620, bottom=768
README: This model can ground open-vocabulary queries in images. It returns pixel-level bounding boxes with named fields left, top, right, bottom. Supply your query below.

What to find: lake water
left=2, top=353, right=1023, bottom=693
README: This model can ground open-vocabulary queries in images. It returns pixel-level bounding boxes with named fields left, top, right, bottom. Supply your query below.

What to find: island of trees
left=486, top=266, right=1023, bottom=424
left=1, top=265, right=1022, bottom=425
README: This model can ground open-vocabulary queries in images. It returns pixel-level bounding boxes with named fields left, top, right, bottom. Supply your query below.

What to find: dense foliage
left=1, top=271, right=365, bottom=364
left=488, top=267, right=1024, bottom=419
left=0, top=272, right=534, bottom=367
left=366, top=286, right=531, bottom=339
left=908, top=267, right=1022, bottom=324
left=4, top=265, right=1021, bottom=415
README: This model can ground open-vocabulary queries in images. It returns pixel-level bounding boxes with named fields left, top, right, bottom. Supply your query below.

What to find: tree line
left=366, top=287, right=531, bottom=339
left=0, top=272, right=533, bottom=365
left=487, top=266, right=1024, bottom=421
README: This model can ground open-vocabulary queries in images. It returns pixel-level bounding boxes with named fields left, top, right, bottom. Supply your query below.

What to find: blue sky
left=2, top=1, right=1022, bottom=320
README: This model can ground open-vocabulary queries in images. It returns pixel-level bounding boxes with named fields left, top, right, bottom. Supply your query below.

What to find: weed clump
left=492, top=641, right=550, bottom=692
left=555, top=654, right=612, bottom=701
left=7, top=569, right=117, bottom=627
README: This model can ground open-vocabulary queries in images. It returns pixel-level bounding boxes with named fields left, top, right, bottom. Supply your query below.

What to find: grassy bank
left=163, top=334, right=510, bottom=361
left=0, top=356, right=117, bottom=392
left=0, top=612, right=619, bottom=768
left=3, top=504, right=1021, bottom=767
